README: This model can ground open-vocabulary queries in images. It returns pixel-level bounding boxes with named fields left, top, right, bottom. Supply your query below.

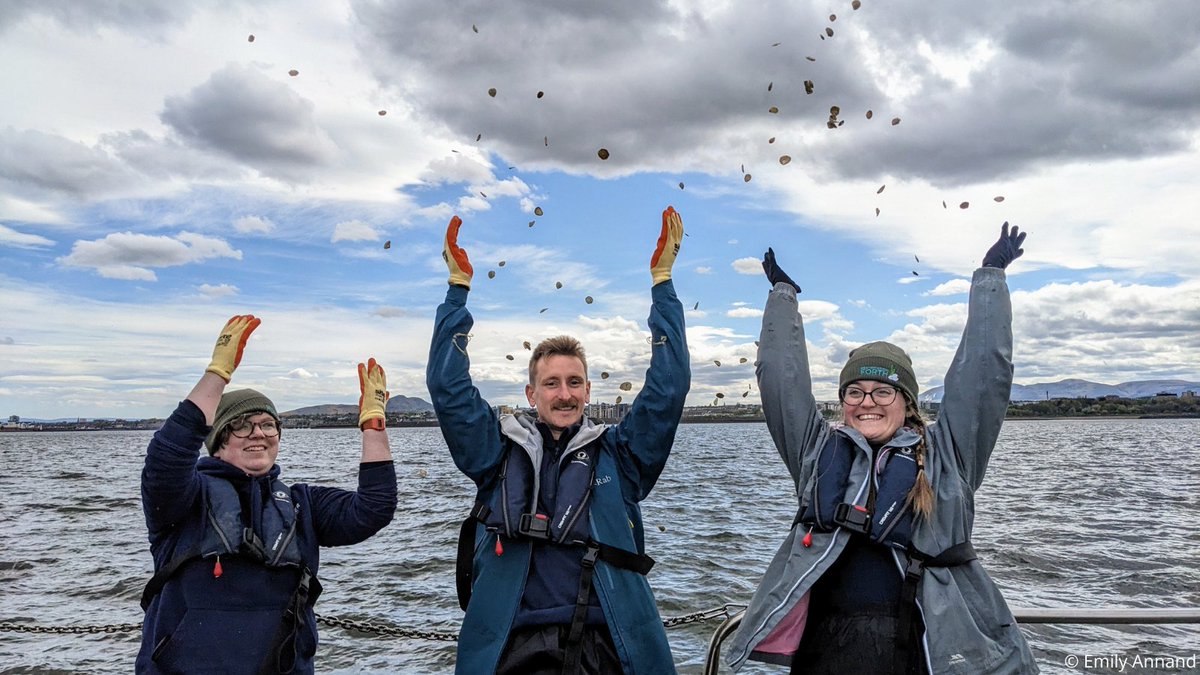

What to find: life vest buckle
left=832, top=502, right=871, bottom=535
left=518, top=513, right=550, bottom=540
left=241, top=527, right=267, bottom=560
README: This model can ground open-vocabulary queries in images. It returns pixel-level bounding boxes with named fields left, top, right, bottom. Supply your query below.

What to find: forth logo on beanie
left=838, top=341, right=918, bottom=403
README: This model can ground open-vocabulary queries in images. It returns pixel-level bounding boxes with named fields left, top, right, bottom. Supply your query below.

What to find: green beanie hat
left=839, top=341, right=919, bottom=404
left=204, top=388, right=280, bottom=455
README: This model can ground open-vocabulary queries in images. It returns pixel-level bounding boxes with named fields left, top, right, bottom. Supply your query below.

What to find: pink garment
left=753, top=591, right=810, bottom=656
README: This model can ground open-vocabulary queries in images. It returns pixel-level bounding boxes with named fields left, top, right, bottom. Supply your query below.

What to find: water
left=1, top=420, right=1197, bottom=674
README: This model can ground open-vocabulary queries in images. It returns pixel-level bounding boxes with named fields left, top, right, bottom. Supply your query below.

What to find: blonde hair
left=902, top=398, right=935, bottom=520
left=528, top=335, right=587, bottom=384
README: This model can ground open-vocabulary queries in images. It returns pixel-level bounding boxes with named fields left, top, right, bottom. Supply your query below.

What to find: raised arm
left=425, top=216, right=504, bottom=483
left=357, top=357, right=393, bottom=462
left=934, top=223, right=1025, bottom=490
left=757, top=249, right=825, bottom=483
left=612, top=206, right=691, bottom=498
left=142, top=315, right=260, bottom=535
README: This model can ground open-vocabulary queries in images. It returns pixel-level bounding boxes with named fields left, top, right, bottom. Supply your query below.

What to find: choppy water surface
left=1, top=419, right=1197, bottom=673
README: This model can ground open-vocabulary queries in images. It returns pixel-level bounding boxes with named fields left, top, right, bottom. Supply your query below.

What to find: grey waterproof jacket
left=727, top=267, right=1038, bottom=674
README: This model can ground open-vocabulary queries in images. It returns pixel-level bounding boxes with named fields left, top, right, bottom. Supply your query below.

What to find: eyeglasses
left=228, top=416, right=279, bottom=438
left=841, top=386, right=898, bottom=406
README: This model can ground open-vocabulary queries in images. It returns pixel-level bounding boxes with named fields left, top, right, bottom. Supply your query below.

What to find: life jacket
left=141, top=473, right=307, bottom=610
left=798, top=429, right=919, bottom=551
left=481, top=415, right=604, bottom=544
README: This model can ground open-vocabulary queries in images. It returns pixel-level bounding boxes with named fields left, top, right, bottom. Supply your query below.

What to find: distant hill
left=282, top=395, right=434, bottom=416
left=919, top=378, right=1200, bottom=403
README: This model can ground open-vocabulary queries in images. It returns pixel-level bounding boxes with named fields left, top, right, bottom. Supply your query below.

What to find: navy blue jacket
left=138, top=400, right=397, bottom=674
left=427, top=281, right=690, bottom=674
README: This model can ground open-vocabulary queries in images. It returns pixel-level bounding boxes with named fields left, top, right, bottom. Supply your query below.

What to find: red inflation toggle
left=213, top=556, right=223, bottom=579
left=495, top=538, right=504, bottom=556
left=802, top=527, right=813, bottom=548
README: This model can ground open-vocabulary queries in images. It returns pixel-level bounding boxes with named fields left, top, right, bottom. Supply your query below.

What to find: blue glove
left=982, top=221, right=1027, bottom=269
left=762, top=248, right=801, bottom=293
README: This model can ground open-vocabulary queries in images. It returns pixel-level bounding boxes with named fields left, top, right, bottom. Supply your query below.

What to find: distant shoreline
left=7, top=412, right=1200, bottom=433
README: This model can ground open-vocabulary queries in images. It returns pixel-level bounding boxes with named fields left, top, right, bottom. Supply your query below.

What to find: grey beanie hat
left=839, top=341, right=918, bottom=404
left=204, top=388, right=280, bottom=455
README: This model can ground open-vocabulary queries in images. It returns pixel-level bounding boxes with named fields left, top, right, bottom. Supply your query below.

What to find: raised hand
left=206, top=315, right=261, bottom=382
left=762, top=248, right=801, bottom=294
left=650, top=206, right=684, bottom=285
left=982, top=221, right=1027, bottom=269
left=443, top=215, right=473, bottom=288
left=357, top=357, right=389, bottom=430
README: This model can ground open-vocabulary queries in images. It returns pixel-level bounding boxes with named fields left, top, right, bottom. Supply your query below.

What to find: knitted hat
left=204, top=388, right=280, bottom=455
left=839, top=341, right=918, bottom=404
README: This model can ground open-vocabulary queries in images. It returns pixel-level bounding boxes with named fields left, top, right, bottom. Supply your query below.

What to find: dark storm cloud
left=351, top=0, right=878, bottom=171
left=160, top=64, right=337, bottom=181
left=350, top=0, right=1200, bottom=186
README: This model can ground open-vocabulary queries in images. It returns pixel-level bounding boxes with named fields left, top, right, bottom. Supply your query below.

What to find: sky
left=2, top=0, right=1199, bottom=419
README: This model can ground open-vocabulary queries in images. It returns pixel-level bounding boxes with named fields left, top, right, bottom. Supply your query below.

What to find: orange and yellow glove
left=357, top=357, right=389, bottom=430
left=206, top=315, right=261, bottom=382
left=650, top=206, right=684, bottom=285
left=443, top=215, right=473, bottom=288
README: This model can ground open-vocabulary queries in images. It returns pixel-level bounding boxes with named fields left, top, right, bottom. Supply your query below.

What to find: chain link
left=0, top=621, right=143, bottom=634
left=0, top=604, right=742, bottom=640
left=315, top=614, right=460, bottom=642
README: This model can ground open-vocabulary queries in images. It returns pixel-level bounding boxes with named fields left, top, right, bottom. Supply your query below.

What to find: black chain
left=0, top=604, right=743, bottom=640
left=0, top=621, right=143, bottom=634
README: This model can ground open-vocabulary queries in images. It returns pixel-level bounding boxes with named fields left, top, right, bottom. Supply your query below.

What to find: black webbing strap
left=260, top=566, right=321, bottom=675
left=561, top=542, right=655, bottom=674
left=455, top=502, right=491, bottom=611
left=895, top=542, right=977, bottom=674
left=561, top=545, right=601, bottom=675
left=140, top=545, right=203, bottom=611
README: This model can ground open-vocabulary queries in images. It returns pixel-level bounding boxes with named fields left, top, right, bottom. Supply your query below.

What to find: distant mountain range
left=282, top=395, right=434, bottom=416
left=919, top=378, right=1200, bottom=403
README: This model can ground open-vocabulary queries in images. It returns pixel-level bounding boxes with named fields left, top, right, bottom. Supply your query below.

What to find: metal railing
left=703, top=607, right=1200, bottom=674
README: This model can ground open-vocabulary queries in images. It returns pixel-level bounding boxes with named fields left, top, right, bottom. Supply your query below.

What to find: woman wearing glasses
left=137, top=315, right=397, bottom=674
left=727, top=224, right=1038, bottom=674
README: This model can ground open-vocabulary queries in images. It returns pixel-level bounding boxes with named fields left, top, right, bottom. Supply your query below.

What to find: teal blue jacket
left=427, top=281, right=690, bottom=674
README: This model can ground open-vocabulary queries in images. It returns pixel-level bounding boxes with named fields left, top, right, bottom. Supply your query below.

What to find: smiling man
left=427, top=207, right=691, bottom=674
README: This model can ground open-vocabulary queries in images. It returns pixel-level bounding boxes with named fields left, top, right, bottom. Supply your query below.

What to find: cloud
left=160, top=63, right=337, bottom=180
left=926, top=279, right=971, bottom=296
left=198, top=283, right=237, bottom=299
left=331, top=220, right=381, bottom=243
left=287, top=368, right=318, bottom=379
left=726, top=307, right=764, bottom=318
left=694, top=266, right=713, bottom=275
left=371, top=306, right=411, bottom=318
left=234, top=215, right=275, bottom=234
left=58, top=231, right=241, bottom=280
left=0, top=1, right=202, bottom=33
left=731, top=257, right=762, bottom=275
left=0, top=224, right=54, bottom=248
left=0, top=127, right=141, bottom=199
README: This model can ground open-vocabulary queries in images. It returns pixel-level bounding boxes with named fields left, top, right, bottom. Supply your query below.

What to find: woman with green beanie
left=727, top=223, right=1038, bottom=674
left=137, top=315, right=398, bottom=674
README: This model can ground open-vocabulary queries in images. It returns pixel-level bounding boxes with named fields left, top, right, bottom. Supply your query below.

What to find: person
left=727, top=223, right=1038, bottom=674
left=426, top=207, right=691, bottom=674
left=137, top=315, right=398, bottom=674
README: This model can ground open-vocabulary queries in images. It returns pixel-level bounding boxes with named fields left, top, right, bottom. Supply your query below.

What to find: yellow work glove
left=443, top=215, right=473, bottom=288
left=650, top=206, right=684, bottom=285
left=357, top=357, right=389, bottom=430
left=206, top=315, right=261, bottom=382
